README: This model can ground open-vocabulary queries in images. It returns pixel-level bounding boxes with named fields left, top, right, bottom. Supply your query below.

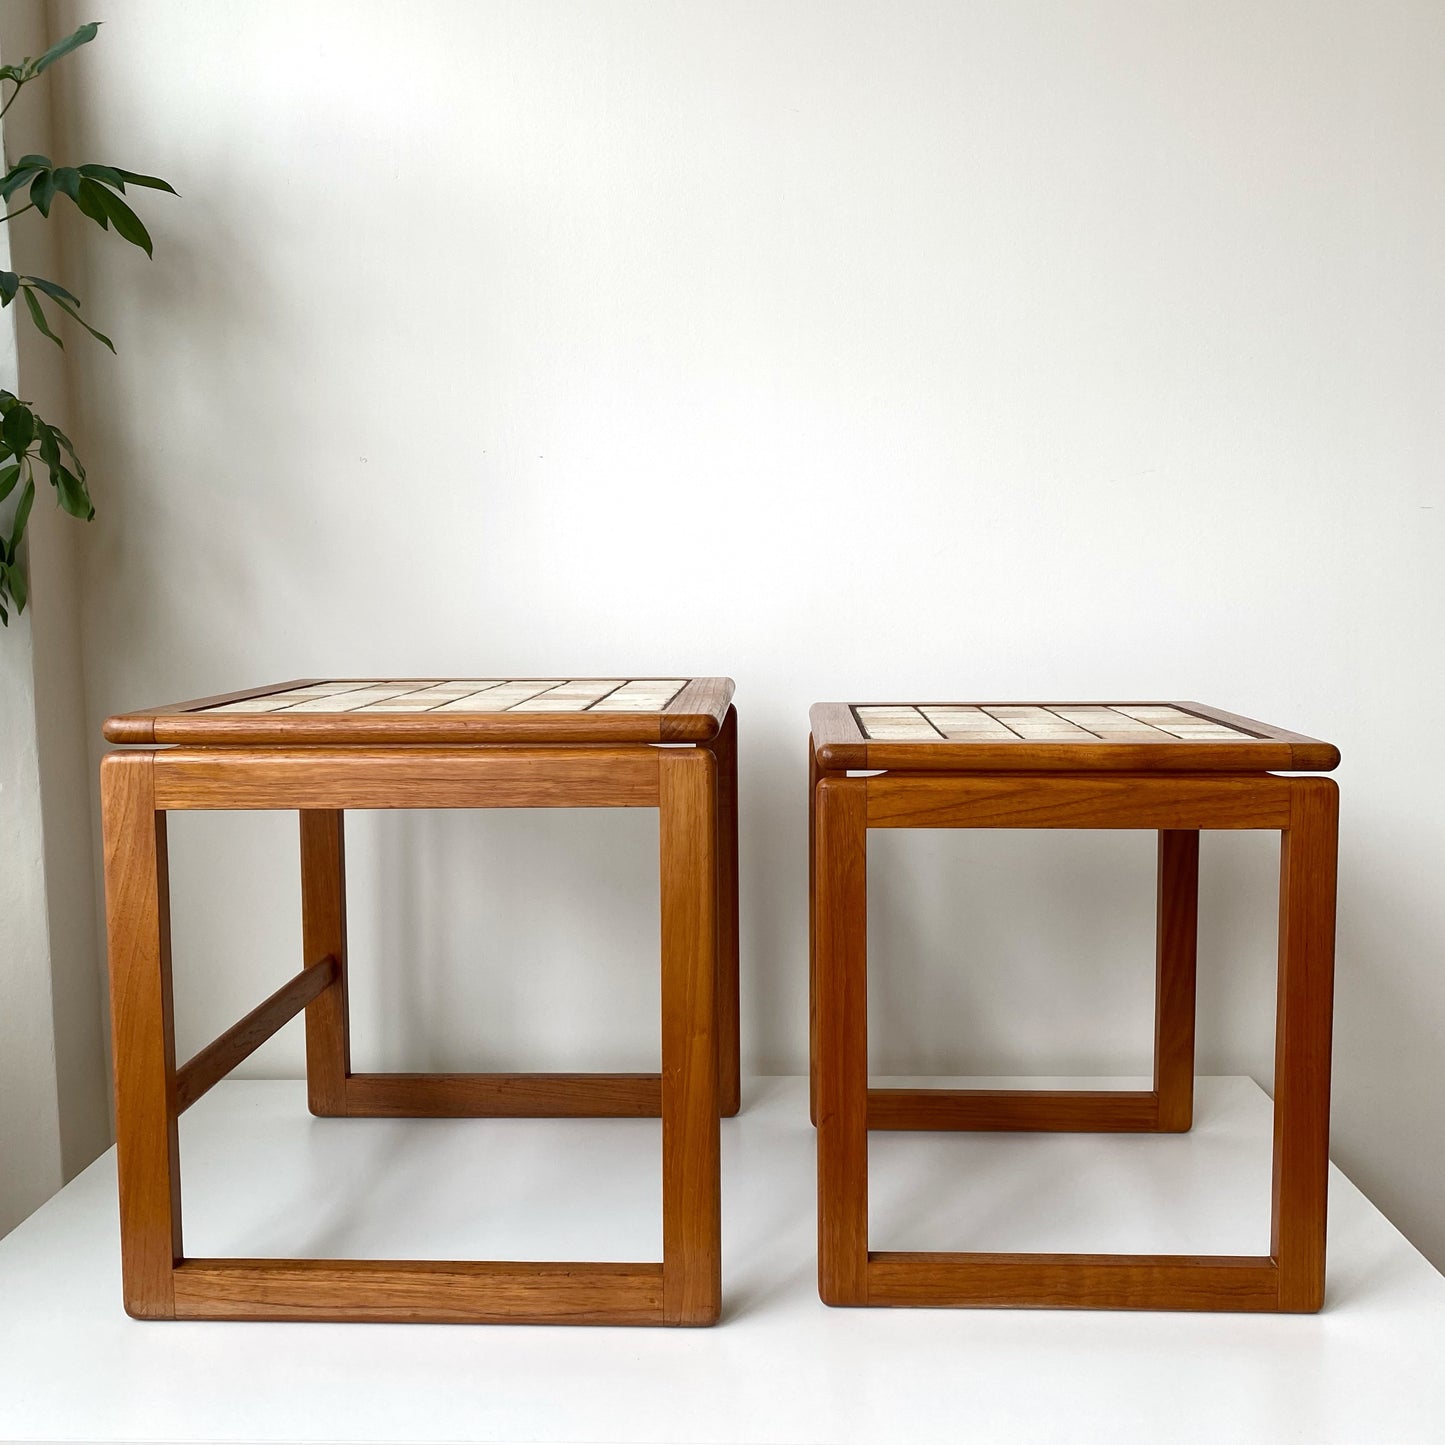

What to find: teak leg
left=1154, top=829, right=1199, bottom=1131
left=711, top=705, right=742, bottom=1118
left=808, top=736, right=820, bottom=1126
left=815, top=774, right=869, bottom=1306
left=301, top=810, right=350, bottom=1116
left=659, top=748, right=722, bottom=1325
left=101, top=752, right=182, bottom=1319
left=1272, top=778, right=1339, bottom=1312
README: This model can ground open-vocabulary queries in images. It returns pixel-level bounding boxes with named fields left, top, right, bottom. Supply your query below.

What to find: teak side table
left=808, top=700, right=1341, bottom=1313
left=101, top=676, right=739, bottom=1326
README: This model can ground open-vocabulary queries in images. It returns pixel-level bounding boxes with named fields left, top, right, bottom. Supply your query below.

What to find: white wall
left=0, top=0, right=102, bottom=1234
left=43, top=1, right=1445, bottom=1263
left=0, top=419, right=63, bottom=1234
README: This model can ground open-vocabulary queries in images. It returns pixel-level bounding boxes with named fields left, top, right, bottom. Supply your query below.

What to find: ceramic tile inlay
left=204, top=679, right=690, bottom=715
left=853, top=703, right=1255, bottom=743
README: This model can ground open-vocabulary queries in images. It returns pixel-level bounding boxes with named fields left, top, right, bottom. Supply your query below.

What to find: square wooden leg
left=101, top=752, right=182, bottom=1320
left=1272, top=777, right=1339, bottom=1312
left=710, top=705, right=742, bottom=1118
left=1154, top=828, right=1199, bottom=1131
left=814, top=774, right=869, bottom=1305
left=301, top=809, right=350, bottom=1116
left=659, top=747, right=722, bottom=1324
left=808, top=736, right=820, bottom=1126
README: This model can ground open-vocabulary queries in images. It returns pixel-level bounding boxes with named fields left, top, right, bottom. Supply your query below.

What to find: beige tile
left=510, top=681, right=628, bottom=712
left=205, top=683, right=374, bottom=713
left=434, top=681, right=566, bottom=712
left=355, top=682, right=509, bottom=712
left=857, top=707, right=939, bottom=740
left=284, top=685, right=436, bottom=713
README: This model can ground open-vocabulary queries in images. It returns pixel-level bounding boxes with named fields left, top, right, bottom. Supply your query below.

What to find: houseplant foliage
left=0, top=21, right=176, bottom=625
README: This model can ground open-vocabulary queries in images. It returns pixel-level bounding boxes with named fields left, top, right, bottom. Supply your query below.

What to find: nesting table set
left=101, top=679, right=1340, bottom=1324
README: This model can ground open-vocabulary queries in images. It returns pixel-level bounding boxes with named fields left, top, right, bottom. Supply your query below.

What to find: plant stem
left=1, top=202, right=35, bottom=224
left=0, top=79, right=24, bottom=119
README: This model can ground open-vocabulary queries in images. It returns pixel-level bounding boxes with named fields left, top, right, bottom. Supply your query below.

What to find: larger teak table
left=101, top=677, right=738, bottom=1325
left=808, top=699, right=1340, bottom=1312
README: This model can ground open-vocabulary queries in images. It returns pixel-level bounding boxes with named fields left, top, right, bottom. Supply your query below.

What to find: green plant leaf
left=77, top=162, right=126, bottom=189
left=13, top=155, right=51, bottom=170
left=0, top=271, right=18, bottom=304
left=48, top=294, right=114, bottom=352
left=8, top=478, right=36, bottom=559
left=51, top=166, right=82, bottom=200
left=56, top=466, right=93, bottom=519
left=21, top=274, right=79, bottom=306
left=22, top=287, right=62, bottom=347
left=1, top=164, right=45, bottom=201
left=27, top=22, right=100, bottom=77
left=74, top=177, right=110, bottom=228
left=46, top=422, right=81, bottom=467
left=5, top=559, right=25, bottom=613
left=116, top=169, right=177, bottom=195
left=94, top=185, right=152, bottom=254
left=0, top=65, right=25, bottom=83
left=29, top=169, right=57, bottom=217
left=36, top=418, right=60, bottom=474
left=2, top=403, right=34, bottom=452
left=0, top=463, right=19, bottom=501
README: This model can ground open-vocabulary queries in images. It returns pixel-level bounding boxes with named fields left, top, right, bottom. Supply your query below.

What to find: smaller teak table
left=808, top=699, right=1340, bottom=1313
left=101, top=677, right=738, bottom=1325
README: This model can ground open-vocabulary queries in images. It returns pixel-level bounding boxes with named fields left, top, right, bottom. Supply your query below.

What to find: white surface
left=3, top=1075, right=1444, bottom=1445
left=45, top=0, right=1445, bottom=1271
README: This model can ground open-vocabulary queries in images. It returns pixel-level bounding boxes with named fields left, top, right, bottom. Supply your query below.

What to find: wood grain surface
left=865, top=1253, right=1282, bottom=1311
left=342, top=1073, right=662, bottom=1118
left=300, top=810, right=349, bottom=1116
left=175, top=956, right=338, bottom=1114
left=659, top=748, right=722, bottom=1325
left=865, top=773, right=1293, bottom=830
left=1154, top=830, right=1200, bottom=1131
left=101, top=753, right=182, bottom=1319
left=172, top=1259, right=666, bottom=1325
left=153, top=747, right=662, bottom=810
left=1272, top=778, right=1340, bottom=1311
left=814, top=774, right=869, bottom=1306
